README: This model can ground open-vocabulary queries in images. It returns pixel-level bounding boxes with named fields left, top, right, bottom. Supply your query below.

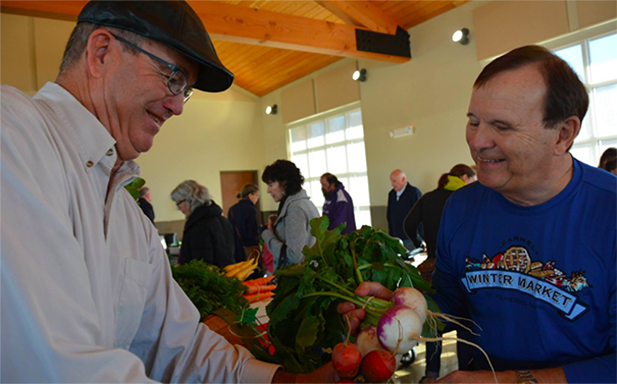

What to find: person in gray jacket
left=261, top=160, right=320, bottom=270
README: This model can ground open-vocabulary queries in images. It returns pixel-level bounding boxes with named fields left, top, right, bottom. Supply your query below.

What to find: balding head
left=390, top=169, right=407, bottom=192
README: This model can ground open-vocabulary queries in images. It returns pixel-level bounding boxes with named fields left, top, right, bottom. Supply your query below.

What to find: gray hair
left=171, top=180, right=211, bottom=215
left=59, top=23, right=145, bottom=74
left=138, top=187, right=150, bottom=198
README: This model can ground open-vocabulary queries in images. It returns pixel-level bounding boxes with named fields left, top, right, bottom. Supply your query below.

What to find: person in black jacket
left=386, top=169, right=422, bottom=250
left=403, top=164, right=476, bottom=383
left=228, top=183, right=261, bottom=263
left=171, top=180, right=235, bottom=268
left=138, top=187, right=155, bottom=223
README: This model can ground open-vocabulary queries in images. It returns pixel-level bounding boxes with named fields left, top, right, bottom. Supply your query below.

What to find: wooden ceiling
left=1, top=1, right=469, bottom=96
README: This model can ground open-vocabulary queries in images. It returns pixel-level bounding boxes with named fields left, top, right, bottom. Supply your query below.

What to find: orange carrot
left=243, top=291, right=274, bottom=303
left=245, top=284, right=276, bottom=295
left=243, top=275, right=275, bottom=287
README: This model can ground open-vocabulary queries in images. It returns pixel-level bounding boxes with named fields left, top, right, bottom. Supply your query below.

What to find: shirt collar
left=396, top=183, right=408, bottom=197
left=33, top=82, right=118, bottom=174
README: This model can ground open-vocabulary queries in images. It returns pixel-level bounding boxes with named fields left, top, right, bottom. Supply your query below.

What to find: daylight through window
left=554, top=32, right=617, bottom=166
left=287, top=106, right=372, bottom=228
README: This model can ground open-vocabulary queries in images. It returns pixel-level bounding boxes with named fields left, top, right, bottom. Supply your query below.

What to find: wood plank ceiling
left=0, top=1, right=469, bottom=96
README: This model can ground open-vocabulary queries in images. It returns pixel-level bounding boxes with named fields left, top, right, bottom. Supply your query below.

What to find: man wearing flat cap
left=0, top=1, right=335, bottom=382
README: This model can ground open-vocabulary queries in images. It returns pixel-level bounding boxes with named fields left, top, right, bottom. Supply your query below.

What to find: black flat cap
left=78, top=0, right=234, bottom=92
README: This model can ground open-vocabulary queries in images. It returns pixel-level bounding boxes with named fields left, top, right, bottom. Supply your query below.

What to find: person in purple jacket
left=320, top=173, right=357, bottom=234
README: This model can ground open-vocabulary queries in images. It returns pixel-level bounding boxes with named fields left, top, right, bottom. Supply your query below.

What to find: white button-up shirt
left=1, top=83, right=279, bottom=383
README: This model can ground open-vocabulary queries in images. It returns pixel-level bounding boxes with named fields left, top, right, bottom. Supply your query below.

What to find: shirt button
left=86, top=161, right=94, bottom=167
left=106, top=149, right=114, bottom=156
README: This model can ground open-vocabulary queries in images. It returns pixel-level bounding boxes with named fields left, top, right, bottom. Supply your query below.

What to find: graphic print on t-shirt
left=461, top=246, right=590, bottom=320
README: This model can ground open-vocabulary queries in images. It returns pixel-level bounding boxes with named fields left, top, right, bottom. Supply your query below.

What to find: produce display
left=171, top=260, right=251, bottom=321
left=222, top=258, right=260, bottom=281
left=242, top=276, right=276, bottom=303
left=254, top=216, right=443, bottom=377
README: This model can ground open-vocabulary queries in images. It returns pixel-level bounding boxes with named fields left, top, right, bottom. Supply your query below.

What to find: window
left=288, top=106, right=372, bottom=227
left=553, top=32, right=617, bottom=166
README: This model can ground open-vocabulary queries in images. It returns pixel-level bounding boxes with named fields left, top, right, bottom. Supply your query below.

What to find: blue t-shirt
left=432, top=157, right=616, bottom=383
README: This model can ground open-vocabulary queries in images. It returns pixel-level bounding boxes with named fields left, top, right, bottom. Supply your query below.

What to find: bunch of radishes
left=332, top=287, right=428, bottom=383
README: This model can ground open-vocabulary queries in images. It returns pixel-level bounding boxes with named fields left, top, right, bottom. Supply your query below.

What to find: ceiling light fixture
left=352, top=68, right=367, bottom=82
left=265, top=104, right=278, bottom=115
left=452, top=28, right=469, bottom=45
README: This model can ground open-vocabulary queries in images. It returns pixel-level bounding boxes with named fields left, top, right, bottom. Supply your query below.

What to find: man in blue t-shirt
left=339, top=46, right=616, bottom=384
left=320, top=173, right=357, bottom=234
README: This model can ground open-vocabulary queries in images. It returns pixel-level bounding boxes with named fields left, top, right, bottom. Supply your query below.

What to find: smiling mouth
left=477, top=156, right=505, bottom=163
left=147, top=112, right=163, bottom=126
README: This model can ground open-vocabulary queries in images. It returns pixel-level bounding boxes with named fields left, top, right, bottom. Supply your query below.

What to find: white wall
left=260, top=1, right=487, bottom=211
left=359, top=1, right=485, bottom=205
left=137, top=89, right=266, bottom=222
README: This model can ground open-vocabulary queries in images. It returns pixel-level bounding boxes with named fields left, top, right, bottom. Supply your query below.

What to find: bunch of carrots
left=242, top=275, right=276, bottom=303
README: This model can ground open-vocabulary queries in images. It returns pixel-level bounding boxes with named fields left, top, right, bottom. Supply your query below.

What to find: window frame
left=286, top=102, right=372, bottom=227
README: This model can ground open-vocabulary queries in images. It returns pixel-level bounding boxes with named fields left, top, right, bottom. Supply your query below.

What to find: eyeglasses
left=111, top=34, right=194, bottom=104
left=176, top=199, right=186, bottom=208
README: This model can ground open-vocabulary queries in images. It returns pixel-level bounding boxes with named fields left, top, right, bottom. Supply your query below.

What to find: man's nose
left=467, top=123, right=495, bottom=153
left=163, top=93, right=185, bottom=117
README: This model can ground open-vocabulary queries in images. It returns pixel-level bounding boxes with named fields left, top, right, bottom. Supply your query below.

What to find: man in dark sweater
left=386, top=169, right=422, bottom=250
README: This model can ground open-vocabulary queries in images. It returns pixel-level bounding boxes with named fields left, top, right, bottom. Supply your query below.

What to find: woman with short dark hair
left=261, top=160, right=319, bottom=270
left=171, top=180, right=235, bottom=268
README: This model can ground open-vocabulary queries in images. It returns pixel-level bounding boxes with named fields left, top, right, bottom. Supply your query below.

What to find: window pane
left=589, top=33, right=617, bottom=84
left=289, top=126, right=307, bottom=153
left=338, top=177, right=350, bottom=190
left=571, top=143, right=595, bottom=166
left=308, top=149, right=327, bottom=177
left=291, top=153, right=309, bottom=180
left=592, top=84, right=617, bottom=138
left=326, top=115, right=346, bottom=144
left=349, top=175, right=370, bottom=206
left=355, top=207, right=372, bottom=228
left=307, top=122, right=325, bottom=148
left=554, top=44, right=585, bottom=82
left=576, top=112, right=592, bottom=142
left=347, top=110, right=364, bottom=140
left=308, top=179, right=324, bottom=211
left=347, top=142, right=368, bottom=172
left=326, top=145, right=348, bottom=174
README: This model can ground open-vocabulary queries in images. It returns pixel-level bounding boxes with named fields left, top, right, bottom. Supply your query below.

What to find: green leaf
left=124, top=177, right=146, bottom=202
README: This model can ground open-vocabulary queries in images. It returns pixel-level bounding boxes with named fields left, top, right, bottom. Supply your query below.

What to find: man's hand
left=272, top=362, right=339, bottom=383
left=336, top=282, right=393, bottom=334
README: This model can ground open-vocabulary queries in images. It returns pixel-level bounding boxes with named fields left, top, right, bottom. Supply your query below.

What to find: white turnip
left=377, top=305, right=423, bottom=353
left=391, top=287, right=428, bottom=323
left=355, top=325, right=385, bottom=357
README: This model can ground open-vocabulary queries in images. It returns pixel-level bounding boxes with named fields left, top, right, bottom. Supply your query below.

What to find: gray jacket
left=261, top=189, right=320, bottom=269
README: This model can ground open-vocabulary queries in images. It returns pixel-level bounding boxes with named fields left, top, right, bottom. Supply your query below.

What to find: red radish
left=356, top=325, right=385, bottom=357
left=391, top=287, right=428, bottom=323
left=360, top=349, right=396, bottom=383
left=332, top=342, right=362, bottom=378
left=377, top=305, right=423, bottom=353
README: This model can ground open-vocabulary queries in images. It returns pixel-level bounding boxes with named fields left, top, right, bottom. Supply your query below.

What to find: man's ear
left=554, top=116, right=581, bottom=155
left=85, top=29, right=115, bottom=78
